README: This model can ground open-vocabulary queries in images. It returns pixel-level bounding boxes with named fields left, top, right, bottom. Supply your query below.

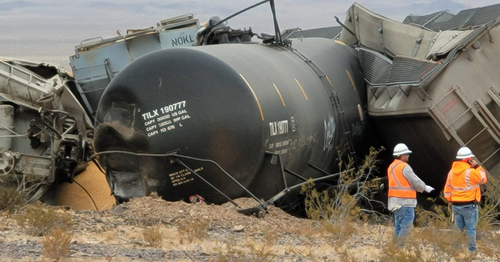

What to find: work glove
left=424, top=185, right=434, bottom=193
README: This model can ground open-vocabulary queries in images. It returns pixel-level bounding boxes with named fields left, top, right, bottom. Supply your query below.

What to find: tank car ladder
left=429, top=86, right=500, bottom=172
left=288, top=48, right=356, bottom=157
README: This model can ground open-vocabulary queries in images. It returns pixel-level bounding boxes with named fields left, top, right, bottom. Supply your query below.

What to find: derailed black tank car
left=93, top=37, right=368, bottom=211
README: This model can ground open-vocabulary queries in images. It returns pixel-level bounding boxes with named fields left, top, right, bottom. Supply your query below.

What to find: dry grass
left=15, top=202, right=72, bottom=236
left=211, top=236, right=244, bottom=262
left=247, top=229, right=278, bottom=261
left=301, top=180, right=362, bottom=241
left=143, top=225, right=163, bottom=248
left=0, top=186, right=25, bottom=213
left=176, top=217, right=210, bottom=244
left=42, top=228, right=72, bottom=261
left=374, top=199, right=500, bottom=261
left=378, top=241, right=425, bottom=262
left=212, top=230, right=279, bottom=262
left=297, top=146, right=500, bottom=261
left=336, top=247, right=357, bottom=262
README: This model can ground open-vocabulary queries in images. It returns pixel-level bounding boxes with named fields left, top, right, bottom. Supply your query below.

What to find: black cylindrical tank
left=94, top=38, right=367, bottom=203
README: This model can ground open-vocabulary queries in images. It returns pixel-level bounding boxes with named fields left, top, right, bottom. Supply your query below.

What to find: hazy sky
left=2, top=0, right=499, bottom=37
left=1, top=0, right=499, bottom=67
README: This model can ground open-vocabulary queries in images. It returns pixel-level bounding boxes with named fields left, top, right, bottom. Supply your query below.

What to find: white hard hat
left=393, top=143, right=412, bottom=156
left=456, top=147, right=474, bottom=159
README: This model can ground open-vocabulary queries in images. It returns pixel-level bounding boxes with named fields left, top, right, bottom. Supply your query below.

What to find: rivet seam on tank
left=346, top=70, right=357, bottom=91
left=294, top=79, right=309, bottom=100
left=273, top=83, right=286, bottom=107
left=239, top=73, right=264, bottom=121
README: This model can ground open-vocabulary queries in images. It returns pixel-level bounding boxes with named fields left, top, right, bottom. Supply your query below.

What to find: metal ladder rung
left=488, top=88, right=500, bottom=107
left=428, top=107, right=453, bottom=141
left=475, top=99, right=500, bottom=137
left=431, top=86, right=500, bottom=170
left=429, top=87, right=456, bottom=110
left=465, top=126, right=488, bottom=145
left=454, top=87, right=500, bottom=145
left=444, top=108, right=471, bottom=129
left=482, top=147, right=500, bottom=164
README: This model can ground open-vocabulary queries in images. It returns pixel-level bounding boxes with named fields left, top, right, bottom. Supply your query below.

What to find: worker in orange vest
left=388, top=143, right=434, bottom=246
left=443, top=147, right=487, bottom=252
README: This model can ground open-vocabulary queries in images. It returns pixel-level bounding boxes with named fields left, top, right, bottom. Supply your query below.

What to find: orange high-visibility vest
left=443, top=161, right=486, bottom=203
left=387, top=159, right=416, bottom=199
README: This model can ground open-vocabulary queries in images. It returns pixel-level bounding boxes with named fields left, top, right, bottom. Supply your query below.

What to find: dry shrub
left=414, top=202, right=449, bottom=228
left=287, top=223, right=318, bottom=238
left=16, top=202, right=72, bottom=236
left=0, top=186, right=26, bottom=213
left=416, top=227, right=463, bottom=260
left=177, top=217, right=210, bottom=244
left=411, top=167, right=500, bottom=259
left=392, top=203, right=494, bottom=261
left=477, top=240, right=497, bottom=258
left=321, top=217, right=357, bottom=241
left=302, top=180, right=360, bottom=241
left=247, top=229, right=278, bottom=261
left=378, top=241, right=425, bottom=262
left=214, top=230, right=278, bottom=262
left=478, top=172, right=500, bottom=229
left=143, top=225, right=163, bottom=248
left=380, top=239, right=479, bottom=262
left=301, top=146, right=384, bottom=241
left=42, top=228, right=72, bottom=261
left=474, top=166, right=500, bottom=257
left=211, top=236, right=244, bottom=262
left=336, top=247, right=357, bottom=262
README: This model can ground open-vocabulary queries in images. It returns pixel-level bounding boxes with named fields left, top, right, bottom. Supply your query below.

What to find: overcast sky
left=1, top=0, right=499, bottom=66
left=2, top=0, right=500, bottom=38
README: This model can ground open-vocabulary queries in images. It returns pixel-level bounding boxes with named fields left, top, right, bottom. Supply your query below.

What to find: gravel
left=1, top=196, right=499, bottom=261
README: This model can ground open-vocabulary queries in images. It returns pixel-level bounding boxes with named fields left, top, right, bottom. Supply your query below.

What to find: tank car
left=93, top=24, right=368, bottom=212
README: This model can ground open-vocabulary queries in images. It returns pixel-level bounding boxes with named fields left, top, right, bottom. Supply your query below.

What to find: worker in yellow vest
left=443, top=147, right=487, bottom=252
left=388, top=143, right=434, bottom=246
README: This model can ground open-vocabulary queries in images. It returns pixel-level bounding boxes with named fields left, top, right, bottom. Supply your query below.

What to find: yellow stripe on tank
left=239, top=73, right=264, bottom=121
left=325, top=75, right=334, bottom=89
left=273, top=83, right=286, bottom=107
left=334, top=39, right=346, bottom=46
left=346, top=69, right=357, bottom=91
left=294, top=79, right=309, bottom=100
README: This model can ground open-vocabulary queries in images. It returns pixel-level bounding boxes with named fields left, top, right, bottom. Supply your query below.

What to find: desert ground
left=1, top=194, right=500, bottom=262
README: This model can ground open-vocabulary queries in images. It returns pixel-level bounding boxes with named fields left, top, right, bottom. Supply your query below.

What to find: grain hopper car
left=339, top=3, right=500, bottom=203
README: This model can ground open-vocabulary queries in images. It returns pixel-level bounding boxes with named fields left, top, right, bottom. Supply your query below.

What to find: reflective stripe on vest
left=449, top=169, right=479, bottom=191
left=444, top=170, right=453, bottom=199
left=478, top=167, right=487, bottom=184
left=387, top=160, right=416, bottom=199
left=449, top=168, right=481, bottom=202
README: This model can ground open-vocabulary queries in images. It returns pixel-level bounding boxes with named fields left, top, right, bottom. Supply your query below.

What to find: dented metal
left=340, top=3, right=500, bottom=191
left=0, top=59, right=91, bottom=202
left=69, top=14, right=201, bottom=121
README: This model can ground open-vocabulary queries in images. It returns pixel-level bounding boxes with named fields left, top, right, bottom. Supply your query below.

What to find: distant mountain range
left=0, top=0, right=40, bottom=11
left=363, top=0, right=470, bottom=21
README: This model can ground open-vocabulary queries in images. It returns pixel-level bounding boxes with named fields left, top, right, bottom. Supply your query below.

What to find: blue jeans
left=453, top=204, right=478, bottom=252
left=393, top=206, right=415, bottom=245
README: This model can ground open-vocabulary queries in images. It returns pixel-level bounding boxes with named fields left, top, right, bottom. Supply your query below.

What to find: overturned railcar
left=340, top=3, right=500, bottom=198
left=0, top=59, right=94, bottom=202
left=93, top=28, right=368, bottom=211
left=69, top=14, right=201, bottom=122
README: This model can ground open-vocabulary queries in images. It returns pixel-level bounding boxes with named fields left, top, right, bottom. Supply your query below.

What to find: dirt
left=0, top=196, right=499, bottom=262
